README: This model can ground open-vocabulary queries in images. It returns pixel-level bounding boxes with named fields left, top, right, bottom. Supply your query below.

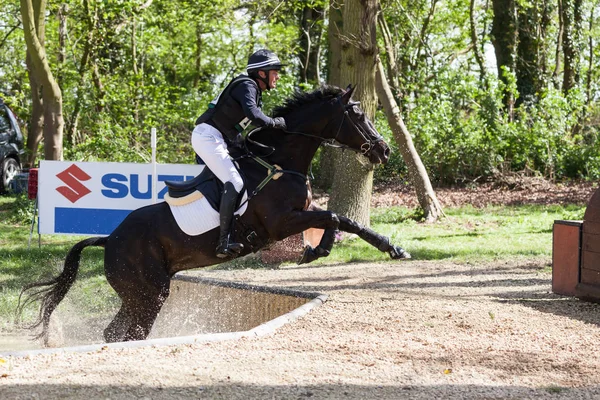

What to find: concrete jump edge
left=1, top=281, right=328, bottom=359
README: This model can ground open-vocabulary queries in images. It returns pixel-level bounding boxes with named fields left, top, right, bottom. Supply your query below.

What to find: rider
left=192, top=49, right=287, bottom=259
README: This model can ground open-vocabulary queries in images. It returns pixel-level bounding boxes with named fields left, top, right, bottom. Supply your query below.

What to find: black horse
left=19, top=84, right=410, bottom=344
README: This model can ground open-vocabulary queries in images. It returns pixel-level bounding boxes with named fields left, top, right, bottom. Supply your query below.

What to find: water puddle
left=0, top=275, right=326, bottom=356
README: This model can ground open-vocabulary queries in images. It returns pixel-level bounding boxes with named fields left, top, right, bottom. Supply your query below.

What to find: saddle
left=164, top=167, right=264, bottom=249
left=164, top=167, right=244, bottom=211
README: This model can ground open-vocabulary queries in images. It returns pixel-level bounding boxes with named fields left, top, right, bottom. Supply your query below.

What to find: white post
left=151, top=128, right=157, bottom=204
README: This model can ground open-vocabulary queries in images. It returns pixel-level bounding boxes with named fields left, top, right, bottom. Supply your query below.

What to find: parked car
left=0, top=97, right=25, bottom=193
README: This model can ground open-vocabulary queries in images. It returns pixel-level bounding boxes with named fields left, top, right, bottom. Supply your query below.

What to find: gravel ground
left=2, top=257, right=600, bottom=399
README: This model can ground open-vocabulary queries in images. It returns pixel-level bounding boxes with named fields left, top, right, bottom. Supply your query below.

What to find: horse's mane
left=243, top=85, right=343, bottom=154
left=272, top=85, right=343, bottom=118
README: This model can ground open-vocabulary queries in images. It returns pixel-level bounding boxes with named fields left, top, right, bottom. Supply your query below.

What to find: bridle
left=236, top=94, right=385, bottom=206
left=246, top=96, right=385, bottom=158
left=336, top=100, right=386, bottom=156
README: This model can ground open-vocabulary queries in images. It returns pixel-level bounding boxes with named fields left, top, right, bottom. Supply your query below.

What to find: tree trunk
left=375, top=58, right=443, bottom=222
left=469, top=0, right=488, bottom=89
left=378, top=13, right=401, bottom=104
left=21, top=0, right=64, bottom=161
left=57, top=3, right=68, bottom=85
left=92, top=60, right=106, bottom=113
left=194, top=22, right=203, bottom=88
left=491, top=0, right=517, bottom=115
left=562, top=0, right=583, bottom=94
left=24, top=0, right=46, bottom=167
left=538, top=0, right=553, bottom=88
left=309, top=7, right=324, bottom=84
left=299, top=5, right=324, bottom=84
left=67, top=0, right=95, bottom=146
left=26, top=54, right=43, bottom=168
left=328, top=0, right=378, bottom=227
left=317, top=0, right=344, bottom=191
left=585, top=2, right=596, bottom=105
left=552, top=0, right=564, bottom=89
left=515, top=0, right=549, bottom=105
left=131, top=15, right=139, bottom=122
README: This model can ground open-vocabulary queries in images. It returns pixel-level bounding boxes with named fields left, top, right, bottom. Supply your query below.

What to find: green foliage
left=1, top=0, right=599, bottom=184
left=0, top=194, right=35, bottom=225
left=379, top=70, right=600, bottom=184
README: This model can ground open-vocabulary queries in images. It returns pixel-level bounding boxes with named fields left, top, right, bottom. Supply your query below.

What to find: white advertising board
left=39, top=160, right=204, bottom=235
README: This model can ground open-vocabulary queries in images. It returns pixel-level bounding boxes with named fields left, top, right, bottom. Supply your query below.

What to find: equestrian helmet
left=247, top=49, right=284, bottom=73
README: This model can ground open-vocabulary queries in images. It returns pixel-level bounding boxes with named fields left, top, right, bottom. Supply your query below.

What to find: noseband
left=332, top=101, right=385, bottom=156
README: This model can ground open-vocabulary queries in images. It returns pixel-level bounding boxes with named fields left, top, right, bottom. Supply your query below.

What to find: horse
left=18, top=84, right=410, bottom=344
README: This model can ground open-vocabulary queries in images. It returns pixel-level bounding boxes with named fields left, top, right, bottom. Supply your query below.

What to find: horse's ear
left=341, top=84, right=355, bottom=104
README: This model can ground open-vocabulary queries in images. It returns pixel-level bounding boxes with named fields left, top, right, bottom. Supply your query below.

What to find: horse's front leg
left=264, top=209, right=340, bottom=264
left=296, top=204, right=411, bottom=264
left=337, top=215, right=411, bottom=260
left=297, top=226, right=338, bottom=264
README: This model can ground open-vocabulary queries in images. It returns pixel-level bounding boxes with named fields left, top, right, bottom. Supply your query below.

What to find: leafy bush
left=0, top=194, right=35, bottom=226
left=376, top=70, right=600, bottom=184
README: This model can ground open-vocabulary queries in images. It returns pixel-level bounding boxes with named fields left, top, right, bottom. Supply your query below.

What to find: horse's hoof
left=297, top=246, right=318, bottom=265
left=389, top=245, right=411, bottom=260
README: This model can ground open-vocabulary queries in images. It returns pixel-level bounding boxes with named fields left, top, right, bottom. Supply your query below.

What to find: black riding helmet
left=247, top=49, right=284, bottom=90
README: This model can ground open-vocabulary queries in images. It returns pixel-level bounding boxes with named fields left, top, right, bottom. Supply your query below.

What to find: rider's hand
left=231, top=133, right=245, bottom=149
left=272, top=117, right=287, bottom=131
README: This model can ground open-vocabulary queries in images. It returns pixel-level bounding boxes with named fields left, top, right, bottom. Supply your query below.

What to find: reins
left=234, top=142, right=308, bottom=210
left=234, top=95, right=384, bottom=207
left=273, top=99, right=385, bottom=156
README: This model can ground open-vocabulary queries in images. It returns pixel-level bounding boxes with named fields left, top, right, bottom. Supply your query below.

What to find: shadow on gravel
left=276, top=264, right=550, bottom=292
left=274, top=261, right=600, bottom=327
left=493, top=289, right=600, bottom=327
left=1, top=382, right=596, bottom=399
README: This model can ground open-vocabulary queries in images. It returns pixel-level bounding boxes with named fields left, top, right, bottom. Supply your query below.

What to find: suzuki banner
left=39, top=160, right=204, bottom=235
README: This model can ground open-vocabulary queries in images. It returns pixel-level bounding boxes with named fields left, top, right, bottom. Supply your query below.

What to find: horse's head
left=329, top=85, right=390, bottom=164
left=268, top=85, right=390, bottom=165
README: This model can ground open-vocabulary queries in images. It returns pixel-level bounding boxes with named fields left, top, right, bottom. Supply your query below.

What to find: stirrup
left=216, top=242, right=244, bottom=259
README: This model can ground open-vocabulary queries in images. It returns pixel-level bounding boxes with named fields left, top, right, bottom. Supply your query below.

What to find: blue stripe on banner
left=55, top=208, right=133, bottom=235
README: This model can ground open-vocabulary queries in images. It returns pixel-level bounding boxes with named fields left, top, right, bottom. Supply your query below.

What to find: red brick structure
left=552, top=187, right=600, bottom=301
left=578, top=189, right=600, bottom=300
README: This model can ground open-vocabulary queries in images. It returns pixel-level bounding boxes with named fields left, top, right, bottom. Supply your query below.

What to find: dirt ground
left=2, top=259, right=600, bottom=399
left=2, top=180, right=600, bottom=399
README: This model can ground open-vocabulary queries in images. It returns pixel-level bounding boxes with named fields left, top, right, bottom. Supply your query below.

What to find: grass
left=0, top=194, right=586, bottom=329
left=306, top=203, right=584, bottom=265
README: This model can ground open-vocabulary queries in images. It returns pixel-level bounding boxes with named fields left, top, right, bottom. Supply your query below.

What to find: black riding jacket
left=195, top=75, right=279, bottom=144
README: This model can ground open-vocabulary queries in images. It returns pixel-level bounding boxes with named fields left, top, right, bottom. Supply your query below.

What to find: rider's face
left=268, top=70, right=280, bottom=89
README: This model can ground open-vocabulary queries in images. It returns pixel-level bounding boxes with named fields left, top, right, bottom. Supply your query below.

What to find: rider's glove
left=272, top=117, right=287, bottom=131
left=231, top=133, right=245, bottom=149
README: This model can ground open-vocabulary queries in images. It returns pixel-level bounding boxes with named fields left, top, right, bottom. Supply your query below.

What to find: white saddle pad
left=168, top=191, right=248, bottom=236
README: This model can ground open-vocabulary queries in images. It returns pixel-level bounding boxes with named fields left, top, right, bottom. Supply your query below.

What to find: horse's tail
left=16, top=236, right=108, bottom=342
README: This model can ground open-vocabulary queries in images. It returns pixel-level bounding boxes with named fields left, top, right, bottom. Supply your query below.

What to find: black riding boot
left=215, top=182, right=244, bottom=258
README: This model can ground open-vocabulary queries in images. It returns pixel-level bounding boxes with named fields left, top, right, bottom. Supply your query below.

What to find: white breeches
left=191, top=123, right=244, bottom=192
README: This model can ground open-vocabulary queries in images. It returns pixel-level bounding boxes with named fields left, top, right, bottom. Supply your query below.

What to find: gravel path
left=2, top=258, right=600, bottom=399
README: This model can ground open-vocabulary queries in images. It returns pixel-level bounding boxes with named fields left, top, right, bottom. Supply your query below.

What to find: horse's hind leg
left=298, top=227, right=337, bottom=264
left=104, top=306, right=131, bottom=343
left=122, top=289, right=169, bottom=341
left=104, top=239, right=171, bottom=342
left=104, top=293, right=168, bottom=342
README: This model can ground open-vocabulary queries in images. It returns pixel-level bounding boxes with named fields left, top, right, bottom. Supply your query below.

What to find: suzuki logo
left=56, top=164, right=92, bottom=203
